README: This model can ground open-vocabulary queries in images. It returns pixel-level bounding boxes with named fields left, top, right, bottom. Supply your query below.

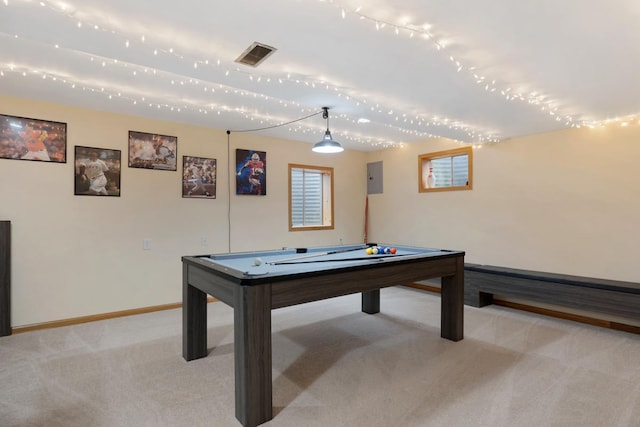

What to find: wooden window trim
left=288, top=163, right=335, bottom=231
left=418, top=147, right=473, bottom=193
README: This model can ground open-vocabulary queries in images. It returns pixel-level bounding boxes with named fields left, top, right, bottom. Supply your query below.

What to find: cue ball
left=254, top=257, right=262, bottom=266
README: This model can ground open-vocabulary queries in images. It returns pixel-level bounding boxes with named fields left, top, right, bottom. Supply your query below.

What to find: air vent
left=235, top=42, right=277, bottom=67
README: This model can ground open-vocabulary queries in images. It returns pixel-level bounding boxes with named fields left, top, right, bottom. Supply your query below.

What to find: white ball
left=254, top=257, right=262, bottom=266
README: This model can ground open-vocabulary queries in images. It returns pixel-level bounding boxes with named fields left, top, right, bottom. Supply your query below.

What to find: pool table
left=182, top=244, right=465, bottom=427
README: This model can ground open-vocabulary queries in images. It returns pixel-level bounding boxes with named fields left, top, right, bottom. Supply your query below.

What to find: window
left=418, top=147, right=473, bottom=192
left=289, top=164, right=334, bottom=230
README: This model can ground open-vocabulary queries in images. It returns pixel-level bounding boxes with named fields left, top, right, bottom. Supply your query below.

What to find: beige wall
left=0, top=96, right=366, bottom=327
left=2, top=95, right=638, bottom=328
left=366, top=125, right=640, bottom=283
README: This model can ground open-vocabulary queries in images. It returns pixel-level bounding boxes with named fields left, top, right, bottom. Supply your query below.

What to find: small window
left=418, top=147, right=472, bottom=192
left=289, top=164, right=334, bottom=231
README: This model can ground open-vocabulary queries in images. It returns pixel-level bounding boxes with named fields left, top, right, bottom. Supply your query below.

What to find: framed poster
left=236, top=149, right=266, bottom=195
left=74, top=146, right=121, bottom=196
left=182, top=156, right=216, bottom=199
left=0, top=114, right=66, bottom=163
left=128, top=130, right=177, bottom=171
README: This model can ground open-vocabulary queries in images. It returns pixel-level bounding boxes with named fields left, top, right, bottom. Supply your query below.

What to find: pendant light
left=312, top=107, right=344, bottom=153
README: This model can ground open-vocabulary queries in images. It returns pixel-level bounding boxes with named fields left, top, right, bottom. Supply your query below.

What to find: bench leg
left=478, top=291, right=494, bottom=307
left=466, top=289, right=494, bottom=307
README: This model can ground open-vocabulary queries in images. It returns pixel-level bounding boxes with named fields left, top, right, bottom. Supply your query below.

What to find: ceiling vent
left=235, top=42, right=277, bottom=67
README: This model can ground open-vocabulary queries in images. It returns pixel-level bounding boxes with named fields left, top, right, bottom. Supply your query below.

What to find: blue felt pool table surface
left=199, top=244, right=456, bottom=280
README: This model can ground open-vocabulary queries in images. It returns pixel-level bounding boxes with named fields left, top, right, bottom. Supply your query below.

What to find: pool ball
left=390, top=247, right=397, bottom=254
left=254, top=257, right=262, bottom=266
left=365, top=247, right=373, bottom=255
left=372, top=247, right=379, bottom=254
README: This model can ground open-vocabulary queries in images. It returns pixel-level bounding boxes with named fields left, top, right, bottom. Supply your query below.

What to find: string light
left=321, top=1, right=640, bottom=135
left=4, top=0, right=632, bottom=147
left=0, top=59, right=413, bottom=148
left=0, top=0, right=504, bottom=145
left=579, top=113, right=640, bottom=130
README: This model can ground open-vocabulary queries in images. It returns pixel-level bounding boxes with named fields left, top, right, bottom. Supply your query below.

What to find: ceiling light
left=312, top=107, right=344, bottom=153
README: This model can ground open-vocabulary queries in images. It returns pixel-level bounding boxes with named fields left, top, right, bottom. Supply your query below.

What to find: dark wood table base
left=183, top=250, right=464, bottom=427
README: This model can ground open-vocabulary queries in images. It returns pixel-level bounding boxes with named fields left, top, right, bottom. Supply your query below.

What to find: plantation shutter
left=291, top=168, right=323, bottom=227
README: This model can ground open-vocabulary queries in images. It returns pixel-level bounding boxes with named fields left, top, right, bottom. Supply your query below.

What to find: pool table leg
left=362, top=289, right=380, bottom=314
left=234, top=284, right=273, bottom=427
left=440, top=257, right=464, bottom=341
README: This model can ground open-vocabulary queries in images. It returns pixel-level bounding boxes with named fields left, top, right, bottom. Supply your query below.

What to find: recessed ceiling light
left=357, top=118, right=371, bottom=124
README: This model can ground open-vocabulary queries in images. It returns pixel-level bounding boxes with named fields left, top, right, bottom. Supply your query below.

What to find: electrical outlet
left=143, top=238, right=152, bottom=250
left=201, top=236, right=208, bottom=246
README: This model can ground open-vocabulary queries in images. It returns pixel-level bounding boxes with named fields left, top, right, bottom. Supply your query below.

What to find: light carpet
left=1, top=287, right=639, bottom=427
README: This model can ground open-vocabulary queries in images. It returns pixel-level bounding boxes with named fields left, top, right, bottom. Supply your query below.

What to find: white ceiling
left=1, top=0, right=639, bottom=151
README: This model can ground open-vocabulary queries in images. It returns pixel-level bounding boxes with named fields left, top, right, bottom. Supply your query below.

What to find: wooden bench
left=464, top=264, right=640, bottom=325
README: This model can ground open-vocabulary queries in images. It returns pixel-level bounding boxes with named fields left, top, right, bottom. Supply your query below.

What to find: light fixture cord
left=227, top=130, right=231, bottom=253
left=227, top=110, right=323, bottom=133
left=225, top=108, right=325, bottom=252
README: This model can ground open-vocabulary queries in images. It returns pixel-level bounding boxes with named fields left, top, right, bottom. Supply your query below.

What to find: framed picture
left=182, top=156, right=216, bottom=199
left=74, top=146, right=121, bottom=196
left=0, top=113, right=67, bottom=163
left=128, top=130, right=177, bottom=171
left=236, top=149, right=266, bottom=195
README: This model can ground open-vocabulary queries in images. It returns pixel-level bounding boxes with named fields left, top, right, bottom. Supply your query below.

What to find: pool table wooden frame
left=182, top=246, right=465, bottom=427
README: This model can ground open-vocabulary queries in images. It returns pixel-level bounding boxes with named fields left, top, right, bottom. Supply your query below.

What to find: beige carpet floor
left=1, top=287, right=639, bottom=427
